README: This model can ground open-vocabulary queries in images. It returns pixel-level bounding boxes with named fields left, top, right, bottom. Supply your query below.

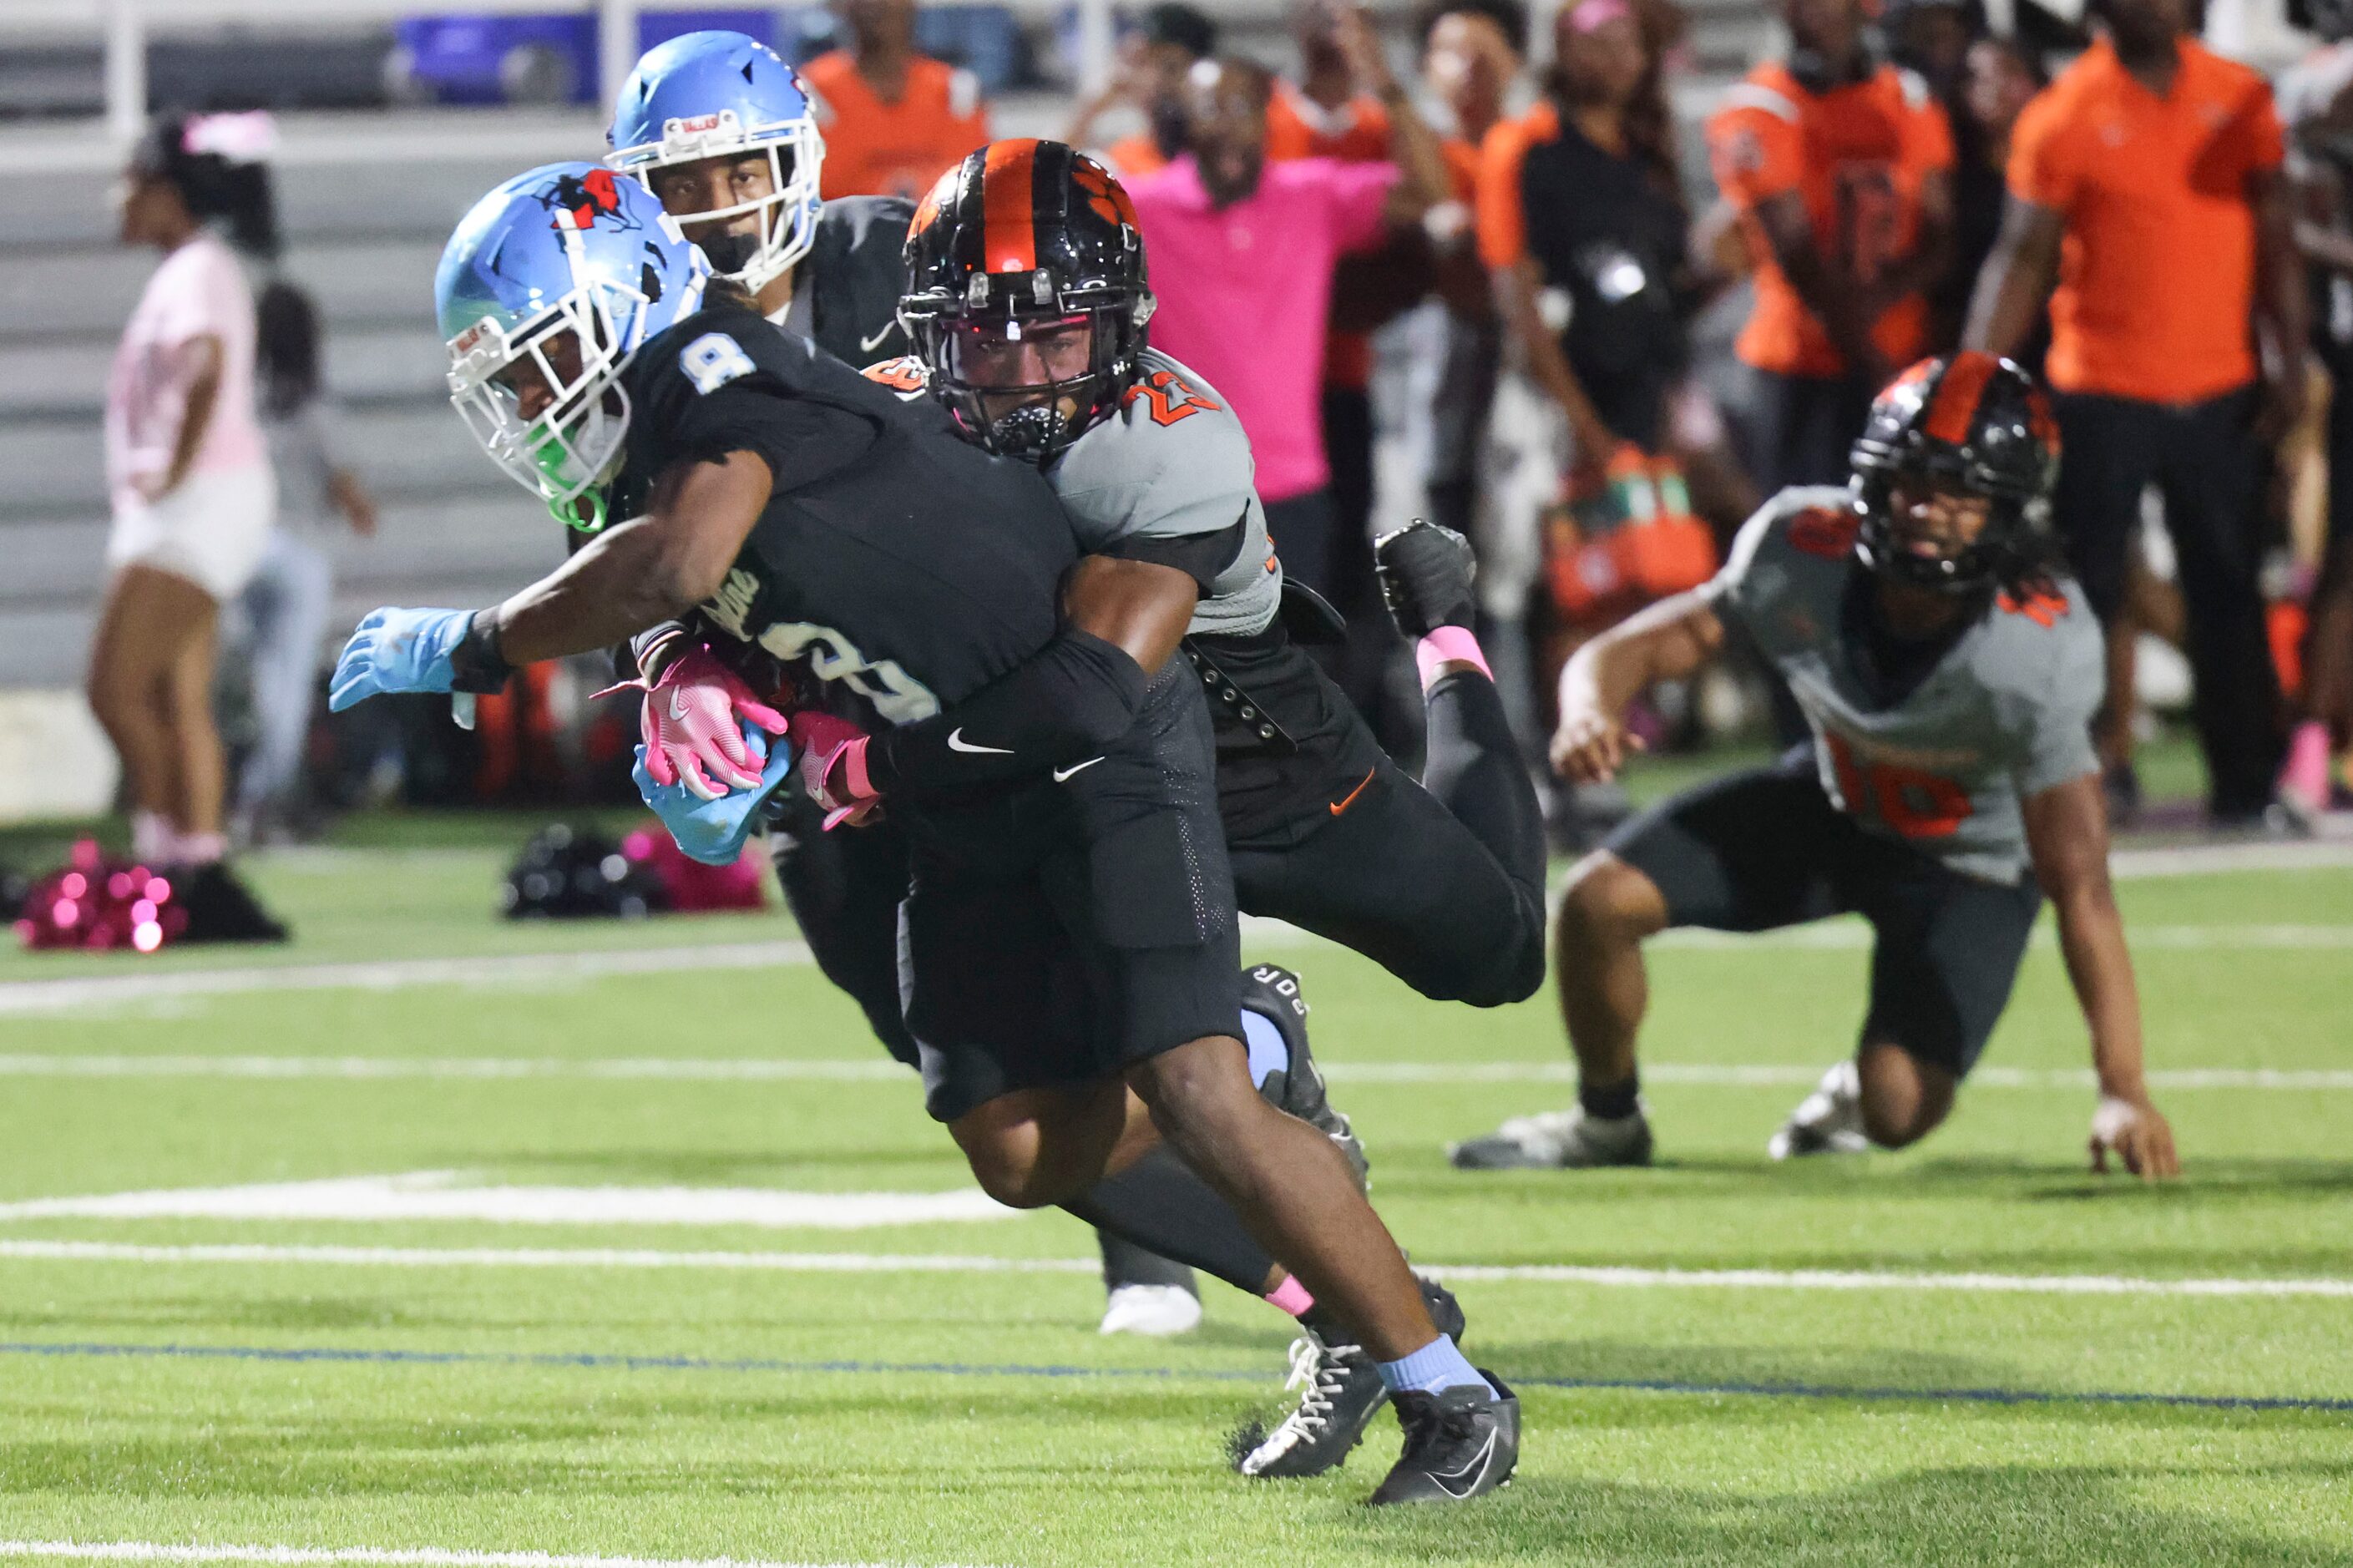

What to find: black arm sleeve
left=1101, top=515, right=1246, bottom=594
left=867, top=627, right=1150, bottom=796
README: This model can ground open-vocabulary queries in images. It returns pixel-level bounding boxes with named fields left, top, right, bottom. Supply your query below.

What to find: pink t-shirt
left=105, top=230, right=266, bottom=513
left=1126, top=155, right=1397, bottom=503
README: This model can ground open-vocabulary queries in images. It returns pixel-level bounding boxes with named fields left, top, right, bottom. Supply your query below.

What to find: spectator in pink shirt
left=1126, top=25, right=1447, bottom=601
left=89, top=112, right=287, bottom=938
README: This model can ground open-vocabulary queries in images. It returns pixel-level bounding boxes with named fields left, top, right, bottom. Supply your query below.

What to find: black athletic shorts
left=898, top=665, right=1242, bottom=1124
left=1605, top=751, right=2043, bottom=1079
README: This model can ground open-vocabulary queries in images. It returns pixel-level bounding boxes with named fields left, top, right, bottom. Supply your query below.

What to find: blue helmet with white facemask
left=435, top=161, right=709, bottom=534
left=608, top=30, right=826, bottom=296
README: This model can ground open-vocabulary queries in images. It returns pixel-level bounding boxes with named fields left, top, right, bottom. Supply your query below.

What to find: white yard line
left=0, top=943, right=813, bottom=1016
left=0, top=1541, right=984, bottom=1568
left=0, top=1175, right=1014, bottom=1229
left=5, top=920, right=2350, bottom=1017
left=0, top=1239, right=2345, bottom=1298
left=2107, top=838, right=2353, bottom=877
left=1419, top=1263, right=2353, bottom=1298
left=0, top=1055, right=2340, bottom=1090
left=0, top=1055, right=908, bottom=1081
left=0, top=1241, right=1096, bottom=1275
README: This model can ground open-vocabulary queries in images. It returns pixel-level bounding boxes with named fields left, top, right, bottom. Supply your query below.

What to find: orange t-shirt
left=1707, top=63, right=1956, bottom=378
left=1101, top=133, right=1170, bottom=180
left=1472, top=102, right=1557, bottom=270
left=2007, top=38, right=2283, bottom=404
left=803, top=51, right=990, bottom=202
left=1265, top=85, right=1392, bottom=391
left=1265, top=84, right=1392, bottom=162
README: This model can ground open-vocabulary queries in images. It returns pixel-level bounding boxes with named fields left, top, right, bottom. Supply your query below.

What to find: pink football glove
left=794, top=710, right=883, bottom=829
left=618, top=646, right=791, bottom=801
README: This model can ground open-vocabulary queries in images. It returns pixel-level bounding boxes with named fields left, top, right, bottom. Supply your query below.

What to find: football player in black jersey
left=606, top=30, right=913, bottom=367
left=665, top=138, right=1551, bottom=1483
left=330, top=164, right=1519, bottom=1505
left=605, top=29, right=1352, bottom=1337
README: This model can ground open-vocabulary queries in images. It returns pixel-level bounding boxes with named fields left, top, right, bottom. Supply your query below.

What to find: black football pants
left=2050, top=387, right=2285, bottom=817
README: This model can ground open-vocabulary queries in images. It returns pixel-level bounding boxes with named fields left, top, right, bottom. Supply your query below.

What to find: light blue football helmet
left=608, top=30, right=826, bottom=295
left=435, top=161, right=710, bottom=533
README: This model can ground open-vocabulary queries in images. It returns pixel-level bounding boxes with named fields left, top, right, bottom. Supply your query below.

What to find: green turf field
left=2, top=825, right=2350, bottom=1567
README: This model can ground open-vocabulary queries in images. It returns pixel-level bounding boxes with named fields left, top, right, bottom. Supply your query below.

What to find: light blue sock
left=1376, top=1333, right=1493, bottom=1398
left=1240, top=1008, right=1288, bottom=1088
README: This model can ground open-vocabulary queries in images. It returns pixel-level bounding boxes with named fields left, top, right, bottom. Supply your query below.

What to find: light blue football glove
left=328, top=607, right=475, bottom=711
left=633, top=719, right=799, bottom=866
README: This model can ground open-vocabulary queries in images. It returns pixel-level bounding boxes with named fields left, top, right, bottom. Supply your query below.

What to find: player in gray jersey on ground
left=1453, top=353, right=2180, bottom=1180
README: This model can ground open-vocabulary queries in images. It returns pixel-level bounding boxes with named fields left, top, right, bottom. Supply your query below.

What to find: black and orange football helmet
left=1850, top=351, right=2060, bottom=593
left=898, top=138, right=1155, bottom=462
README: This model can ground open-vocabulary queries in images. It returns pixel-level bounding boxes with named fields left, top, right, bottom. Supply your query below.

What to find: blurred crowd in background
left=76, top=0, right=2353, bottom=856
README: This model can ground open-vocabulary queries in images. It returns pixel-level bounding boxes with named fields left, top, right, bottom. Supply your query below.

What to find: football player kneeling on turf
left=1452, top=354, right=2180, bottom=1179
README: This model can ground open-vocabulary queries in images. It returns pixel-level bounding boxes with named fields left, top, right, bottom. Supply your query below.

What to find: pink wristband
left=838, top=735, right=874, bottom=801
left=1263, top=1275, right=1315, bottom=1317
left=1415, top=625, right=1492, bottom=686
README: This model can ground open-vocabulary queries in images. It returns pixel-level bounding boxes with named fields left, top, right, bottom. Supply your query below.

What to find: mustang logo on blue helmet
left=435, top=160, right=709, bottom=534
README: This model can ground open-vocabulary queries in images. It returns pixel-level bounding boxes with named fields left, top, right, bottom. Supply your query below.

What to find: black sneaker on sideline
left=1367, top=1372, right=1521, bottom=1505
left=1373, top=518, right=1478, bottom=640
left=1232, top=1275, right=1465, bottom=1479
left=175, top=862, right=290, bottom=944
left=1242, top=963, right=1367, bottom=1190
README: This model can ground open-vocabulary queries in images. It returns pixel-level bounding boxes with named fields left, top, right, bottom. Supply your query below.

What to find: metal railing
left=0, top=0, right=1120, bottom=144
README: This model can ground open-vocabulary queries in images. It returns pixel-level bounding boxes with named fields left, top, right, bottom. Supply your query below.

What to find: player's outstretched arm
left=862, top=556, right=1201, bottom=798
left=2022, top=772, right=2179, bottom=1181
left=1551, top=591, right=1723, bottom=784
left=493, top=452, right=775, bottom=667
left=1961, top=197, right=2062, bottom=363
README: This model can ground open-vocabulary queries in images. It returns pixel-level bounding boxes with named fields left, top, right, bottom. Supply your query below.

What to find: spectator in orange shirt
left=1966, top=0, right=2303, bottom=825
left=1707, top=0, right=1956, bottom=492
left=802, top=0, right=989, bottom=201
left=1064, top=3, right=1218, bottom=180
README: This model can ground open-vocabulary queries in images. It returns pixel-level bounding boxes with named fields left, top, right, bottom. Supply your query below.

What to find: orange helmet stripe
left=1923, top=351, right=1999, bottom=446
left=980, top=139, right=1040, bottom=276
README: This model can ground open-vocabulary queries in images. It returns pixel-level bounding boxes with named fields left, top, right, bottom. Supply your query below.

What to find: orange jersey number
left=1123, top=368, right=1222, bottom=427
left=861, top=356, right=929, bottom=392
left=1832, top=160, right=1901, bottom=286
left=1825, top=731, right=1973, bottom=839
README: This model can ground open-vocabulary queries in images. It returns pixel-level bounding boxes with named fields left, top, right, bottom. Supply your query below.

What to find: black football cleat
left=175, top=862, right=290, bottom=944
left=1233, top=1275, right=1465, bottom=1479
left=1367, top=1372, right=1521, bottom=1505
left=1242, top=963, right=1367, bottom=1189
left=1373, top=518, right=1479, bottom=640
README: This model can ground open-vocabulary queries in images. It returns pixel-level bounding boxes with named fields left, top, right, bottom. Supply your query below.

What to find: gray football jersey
left=1707, top=487, right=2105, bottom=884
left=1045, top=350, right=1281, bottom=638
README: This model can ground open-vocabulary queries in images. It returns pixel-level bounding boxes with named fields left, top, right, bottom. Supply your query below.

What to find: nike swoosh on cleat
left=1053, top=756, right=1104, bottom=782
left=1429, top=1429, right=1498, bottom=1500
left=859, top=325, right=895, bottom=353
left=946, top=729, right=1015, bottom=755
left=1328, top=767, right=1376, bottom=817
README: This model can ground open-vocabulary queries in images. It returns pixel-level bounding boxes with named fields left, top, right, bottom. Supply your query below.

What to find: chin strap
left=549, top=486, right=610, bottom=534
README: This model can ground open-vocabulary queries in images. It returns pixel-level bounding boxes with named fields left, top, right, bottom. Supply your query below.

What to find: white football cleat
left=1769, top=1060, right=1871, bottom=1160
left=1450, top=1103, right=1652, bottom=1169
left=1099, top=1282, right=1202, bottom=1338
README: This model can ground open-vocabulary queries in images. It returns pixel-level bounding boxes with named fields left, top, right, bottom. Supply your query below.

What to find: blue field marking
left=5, top=1340, right=2350, bottom=1414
